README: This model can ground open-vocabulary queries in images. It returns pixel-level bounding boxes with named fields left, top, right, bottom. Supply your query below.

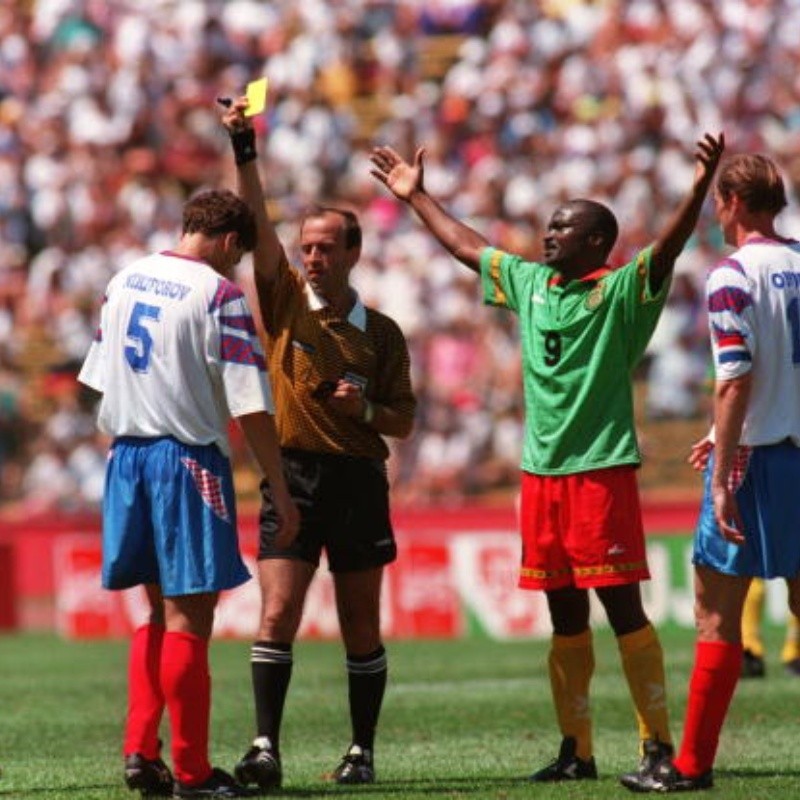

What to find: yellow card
left=244, top=77, right=268, bottom=117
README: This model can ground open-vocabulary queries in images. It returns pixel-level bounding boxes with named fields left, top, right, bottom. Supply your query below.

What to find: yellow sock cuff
left=552, top=630, right=593, bottom=651
left=617, top=623, right=656, bottom=654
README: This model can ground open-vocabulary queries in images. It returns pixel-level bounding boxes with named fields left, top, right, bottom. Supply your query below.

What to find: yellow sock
left=742, top=578, right=765, bottom=656
left=548, top=630, right=594, bottom=761
left=781, top=613, right=800, bottom=664
left=618, top=624, right=672, bottom=747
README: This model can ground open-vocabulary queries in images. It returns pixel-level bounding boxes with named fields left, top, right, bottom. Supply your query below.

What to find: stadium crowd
left=1, top=0, right=799, bottom=513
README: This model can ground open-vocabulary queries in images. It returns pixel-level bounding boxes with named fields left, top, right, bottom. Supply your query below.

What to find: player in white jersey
left=82, top=252, right=272, bottom=455
left=628, top=155, right=800, bottom=793
left=705, top=240, right=800, bottom=448
left=79, top=188, right=298, bottom=799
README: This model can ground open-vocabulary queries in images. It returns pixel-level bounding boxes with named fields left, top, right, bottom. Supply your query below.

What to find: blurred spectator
left=645, top=254, right=710, bottom=420
left=2, top=0, right=800, bottom=512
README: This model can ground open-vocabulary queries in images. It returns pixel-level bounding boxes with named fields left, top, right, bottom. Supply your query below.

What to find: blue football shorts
left=694, top=440, right=800, bottom=578
left=102, top=436, right=250, bottom=596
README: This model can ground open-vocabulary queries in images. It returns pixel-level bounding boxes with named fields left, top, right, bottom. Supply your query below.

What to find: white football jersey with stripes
left=707, top=236, right=800, bottom=446
left=79, top=250, right=273, bottom=455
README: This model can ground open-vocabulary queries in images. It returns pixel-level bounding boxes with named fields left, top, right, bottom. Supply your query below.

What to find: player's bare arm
left=650, top=132, right=725, bottom=292
left=711, top=373, right=752, bottom=546
left=220, top=96, right=285, bottom=288
left=237, top=411, right=300, bottom=548
left=687, top=435, right=713, bottom=472
left=370, top=145, right=489, bottom=273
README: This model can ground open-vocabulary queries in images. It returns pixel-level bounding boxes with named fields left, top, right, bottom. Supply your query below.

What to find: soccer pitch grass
left=1, top=628, right=799, bottom=799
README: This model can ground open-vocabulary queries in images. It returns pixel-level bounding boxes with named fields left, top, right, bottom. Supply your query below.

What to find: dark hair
left=716, top=154, right=787, bottom=215
left=569, top=199, right=619, bottom=257
left=302, top=205, right=362, bottom=250
left=182, top=189, right=257, bottom=251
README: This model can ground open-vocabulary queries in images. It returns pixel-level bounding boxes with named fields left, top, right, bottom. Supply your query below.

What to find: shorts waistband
left=280, top=447, right=384, bottom=469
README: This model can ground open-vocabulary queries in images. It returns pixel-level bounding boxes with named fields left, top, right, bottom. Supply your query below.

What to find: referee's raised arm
left=220, top=96, right=285, bottom=289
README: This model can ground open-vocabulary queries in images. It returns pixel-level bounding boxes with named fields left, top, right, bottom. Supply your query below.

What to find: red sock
left=674, top=640, right=742, bottom=777
left=124, top=623, right=165, bottom=759
left=160, top=631, right=212, bottom=785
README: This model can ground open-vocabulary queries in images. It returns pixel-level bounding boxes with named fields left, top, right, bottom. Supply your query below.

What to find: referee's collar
left=304, top=282, right=367, bottom=331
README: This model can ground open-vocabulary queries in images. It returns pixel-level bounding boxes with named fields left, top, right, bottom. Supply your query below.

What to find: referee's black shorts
left=258, top=448, right=397, bottom=573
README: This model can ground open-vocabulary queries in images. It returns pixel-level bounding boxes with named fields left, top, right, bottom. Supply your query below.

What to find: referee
left=220, top=97, right=416, bottom=790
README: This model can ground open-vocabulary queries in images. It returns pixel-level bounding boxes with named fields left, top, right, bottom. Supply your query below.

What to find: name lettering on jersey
left=771, top=271, right=800, bottom=290
left=125, top=273, right=191, bottom=301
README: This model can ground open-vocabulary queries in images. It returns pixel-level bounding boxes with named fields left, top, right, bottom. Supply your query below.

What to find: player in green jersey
left=370, top=132, right=724, bottom=786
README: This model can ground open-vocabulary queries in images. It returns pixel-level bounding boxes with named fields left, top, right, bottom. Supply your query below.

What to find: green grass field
left=1, top=628, right=799, bottom=799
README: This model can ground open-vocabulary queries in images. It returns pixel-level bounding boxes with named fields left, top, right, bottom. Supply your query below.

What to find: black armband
left=229, top=127, right=256, bottom=166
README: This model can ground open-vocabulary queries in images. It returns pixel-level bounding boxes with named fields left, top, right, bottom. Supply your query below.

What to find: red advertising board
left=2, top=501, right=703, bottom=639
left=51, top=532, right=538, bottom=640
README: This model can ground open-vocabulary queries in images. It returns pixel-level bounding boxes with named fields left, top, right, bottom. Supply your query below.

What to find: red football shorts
left=518, top=466, right=650, bottom=591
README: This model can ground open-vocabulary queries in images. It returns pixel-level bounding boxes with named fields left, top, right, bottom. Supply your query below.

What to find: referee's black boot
left=233, top=737, right=282, bottom=792
left=331, top=744, right=375, bottom=784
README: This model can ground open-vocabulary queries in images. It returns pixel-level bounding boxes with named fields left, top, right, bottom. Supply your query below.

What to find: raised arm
left=370, top=145, right=489, bottom=273
left=220, top=97, right=285, bottom=288
left=649, top=132, right=725, bottom=292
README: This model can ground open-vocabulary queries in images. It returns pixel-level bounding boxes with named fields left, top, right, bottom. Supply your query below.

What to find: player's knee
left=258, top=601, right=303, bottom=642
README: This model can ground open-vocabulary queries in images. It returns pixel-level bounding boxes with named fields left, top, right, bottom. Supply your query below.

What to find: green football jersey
left=480, top=245, right=669, bottom=475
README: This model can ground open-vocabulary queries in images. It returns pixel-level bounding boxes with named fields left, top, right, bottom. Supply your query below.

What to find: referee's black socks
left=346, top=645, right=388, bottom=752
left=250, top=640, right=293, bottom=754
